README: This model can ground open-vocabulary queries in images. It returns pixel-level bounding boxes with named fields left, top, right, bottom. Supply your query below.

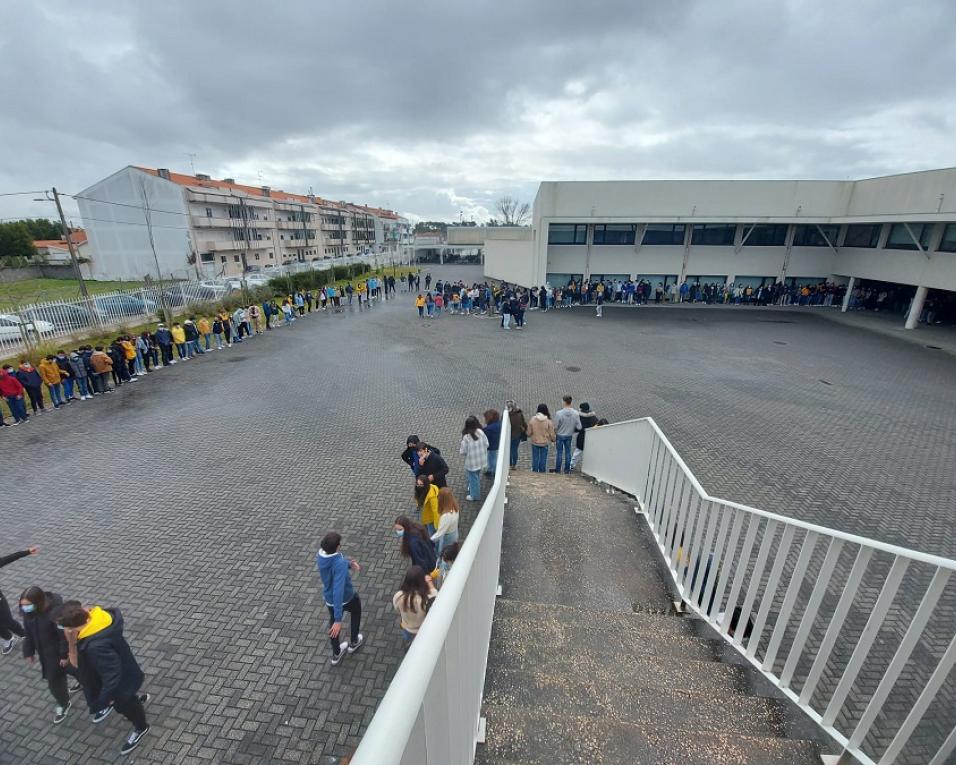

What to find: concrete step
left=486, top=642, right=749, bottom=694
left=491, top=612, right=719, bottom=662
left=484, top=668, right=789, bottom=738
left=494, top=597, right=693, bottom=634
left=479, top=707, right=821, bottom=765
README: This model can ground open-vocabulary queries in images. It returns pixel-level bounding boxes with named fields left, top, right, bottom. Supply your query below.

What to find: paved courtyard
left=1, top=265, right=955, bottom=763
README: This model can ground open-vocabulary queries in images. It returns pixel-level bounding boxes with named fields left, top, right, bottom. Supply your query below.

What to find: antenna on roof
left=185, top=153, right=197, bottom=175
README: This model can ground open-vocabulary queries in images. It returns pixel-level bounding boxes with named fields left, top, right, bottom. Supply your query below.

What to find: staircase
left=476, top=471, right=827, bottom=765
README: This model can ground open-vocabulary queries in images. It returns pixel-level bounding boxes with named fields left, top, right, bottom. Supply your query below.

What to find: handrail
left=581, top=416, right=956, bottom=765
left=351, top=414, right=511, bottom=765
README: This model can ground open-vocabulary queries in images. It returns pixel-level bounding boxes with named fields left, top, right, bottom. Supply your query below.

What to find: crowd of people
left=0, top=278, right=397, bottom=427
left=317, top=394, right=606, bottom=666
left=0, top=548, right=151, bottom=753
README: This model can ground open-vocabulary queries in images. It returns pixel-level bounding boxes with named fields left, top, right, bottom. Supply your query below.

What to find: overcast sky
left=2, top=0, right=955, bottom=225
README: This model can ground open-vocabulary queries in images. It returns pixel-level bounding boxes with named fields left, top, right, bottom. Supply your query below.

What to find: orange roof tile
left=33, top=230, right=87, bottom=248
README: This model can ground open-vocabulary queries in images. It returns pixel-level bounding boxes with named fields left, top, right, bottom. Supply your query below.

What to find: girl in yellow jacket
left=414, top=475, right=440, bottom=535
left=38, top=356, right=68, bottom=408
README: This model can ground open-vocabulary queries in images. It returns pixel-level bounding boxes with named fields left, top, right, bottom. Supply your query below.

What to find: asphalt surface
left=1, top=264, right=954, bottom=763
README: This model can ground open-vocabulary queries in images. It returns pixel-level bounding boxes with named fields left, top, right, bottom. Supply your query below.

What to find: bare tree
left=494, top=196, right=531, bottom=226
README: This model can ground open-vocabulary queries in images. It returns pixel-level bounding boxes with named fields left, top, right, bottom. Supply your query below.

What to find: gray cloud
left=1, top=0, right=955, bottom=224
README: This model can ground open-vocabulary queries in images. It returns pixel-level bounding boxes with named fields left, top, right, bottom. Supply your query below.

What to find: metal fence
left=351, top=414, right=511, bottom=765
left=581, top=417, right=956, bottom=765
left=0, top=255, right=378, bottom=358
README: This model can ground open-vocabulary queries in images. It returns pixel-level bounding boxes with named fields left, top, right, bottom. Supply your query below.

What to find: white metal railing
left=582, top=417, right=956, bottom=765
left=352, top=415, right=511, bottom=765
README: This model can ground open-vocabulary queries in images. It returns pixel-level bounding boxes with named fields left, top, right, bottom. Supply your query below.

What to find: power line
left=67, top=193, right=195, bottom=218
left=0, top=190, right=48, bottom=197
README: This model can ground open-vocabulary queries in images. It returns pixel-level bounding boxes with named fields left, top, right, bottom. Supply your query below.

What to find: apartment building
left=76, top=166, right=408, bottom=279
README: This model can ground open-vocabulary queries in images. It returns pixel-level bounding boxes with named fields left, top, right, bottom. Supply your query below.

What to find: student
left=68, top=350, right=91, bottom=400
left=171, top=322, right=188, bottom=360
left=38, top=355, right=67, bottom=409
left=0, top=366, right=29, bottom=424
left=506, top=401, right=528, bottom=469
left=401, top=435, right=439, bottom=477
left=1, top=546, right=38, bottom=653
left=393, top=516, right=437, bottom=574
left=527, top=404, right=556, bottom=473
left=19, top=586, right=81, bottom=724
left=15, top=360, right=45, bottom=414
left=197, top=317, right=212, bottom=350
left=89, top=347, right=114, bottom=394
left=316, top=532, right=364, bottom=666
left=218, top=310, right=233, bottom=346
left=431, top=488, right=460, bottom=555
left=212, top=317, right=225, bottom=350
left=414, top=475, right=440, bottom=535
left=53, top=350, right=74, bottom=401
left=416, top=444, right=449, bottom=488
left=459, top=415, right=489, bottom=501
left=154, top=324, right=175, bottom=365
left=120, top=335, right=138, bottom=376
left=415, top=293, right=426, bottom=318
left=552, top=396, right=582, bottom=474
left=392, top=566, right=437, bottom=646
left=52, top=601, right=151, bottom=754
left=483, top=409, right=502, bottom=476
left=432, top=542, right=460, bottom=589
left=282, top=301, right=295, bottom=326
left=571, top=402, right=599, bottom=470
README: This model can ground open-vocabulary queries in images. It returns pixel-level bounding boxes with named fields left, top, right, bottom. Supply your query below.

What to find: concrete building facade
left=484, top=168, right=956, bottom=327
left=77, top=166, right=409, bottom=280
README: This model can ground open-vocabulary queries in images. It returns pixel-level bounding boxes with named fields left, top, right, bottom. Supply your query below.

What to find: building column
left=905, top=285, right=928, bottom=329
left=439, top=248, right=444, bottom=265
left=841, top=276, right=855, bottom=312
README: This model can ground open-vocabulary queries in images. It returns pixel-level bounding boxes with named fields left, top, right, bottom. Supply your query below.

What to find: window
left=220, top=256, right=226, bottom=263
left=743, top=224, right=788, bottom=247
left=548, top=223, right=587, bottom=245
left=886, top=223, right=934, bottom=250
left=254, top=254, right=260, bottom=260
left=205, top=207, right=212, bottom=218
left=233, top=255, right=240, bottom=262
left=642, top=224, right=685, bottom=245
left=691, top=224, right=736, bottom=246
left=200, top=252, right=214, bottom=263
left=593, top=224, right=636, bottom=245
left=793, top=225, right=839, bottom=247
left=939, top=224, right=956, bottom=253
left=844, top=224, right=881, bottom=248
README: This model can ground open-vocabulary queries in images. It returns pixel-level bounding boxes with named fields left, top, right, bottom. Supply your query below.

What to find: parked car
left=92, top=294, right=156, bottom=319
left=0, top=313, right=55, bottom=339
left=244, top=274, right=270, bottom=287
left=21, top=303, right=93, bottom=332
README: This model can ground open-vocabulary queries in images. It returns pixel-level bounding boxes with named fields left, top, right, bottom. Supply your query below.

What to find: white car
left=244, top=274, right=271, bottom=287
left=0, top=313, right=55, bottom=339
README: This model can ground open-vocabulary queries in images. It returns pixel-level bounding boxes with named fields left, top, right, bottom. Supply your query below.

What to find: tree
left=414, top=221, right=449, bottom=235
left=0, top=222, right=36, bottom=260
left=494, top=196, right=531, bottom=226
left=20, top=218, right=63, bottom=240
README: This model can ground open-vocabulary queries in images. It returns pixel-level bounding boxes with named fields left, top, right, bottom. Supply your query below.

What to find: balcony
left=192, top=216, right=273, bottom=230
left=202, top=239, right=273, bottom=252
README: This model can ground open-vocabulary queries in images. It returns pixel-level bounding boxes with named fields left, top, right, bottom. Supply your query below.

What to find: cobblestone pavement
left=1, top=265, right=954, bottom=763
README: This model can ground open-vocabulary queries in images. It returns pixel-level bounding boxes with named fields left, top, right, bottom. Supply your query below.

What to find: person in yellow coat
left=197, top=317, right=212, bottom=351
left=413, top=475, right=440, bottom=535
left=170, top=323, right=187, bottom=360
left=37, top=356, right=68, bottom=408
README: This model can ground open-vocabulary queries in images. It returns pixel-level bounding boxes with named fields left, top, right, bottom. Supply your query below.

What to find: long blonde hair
left=437, top=487, right=459, bottom=515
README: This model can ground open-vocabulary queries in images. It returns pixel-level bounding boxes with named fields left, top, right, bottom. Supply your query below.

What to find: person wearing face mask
left=15, top=359, right=45, bottom=415
left=393, top=516, right=437, bottom=574
left=52, top=601, right=151, bottom=755
left=1, top=546, right=39, bottom=654
left=316, top=532, right=364, bottom=666
left=19, top=586, right=82, bottom=724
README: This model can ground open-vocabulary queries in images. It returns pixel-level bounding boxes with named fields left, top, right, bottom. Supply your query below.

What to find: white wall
left=78, top=167, right=191, bottom=281
left=483, top=229, right=535, bottom=286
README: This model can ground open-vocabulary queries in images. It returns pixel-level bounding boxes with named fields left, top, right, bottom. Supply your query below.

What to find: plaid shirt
left=459, top=430, right=489, bottom=471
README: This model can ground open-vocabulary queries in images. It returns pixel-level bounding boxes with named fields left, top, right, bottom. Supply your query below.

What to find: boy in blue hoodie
left=316, top=532, right=364, bottom=665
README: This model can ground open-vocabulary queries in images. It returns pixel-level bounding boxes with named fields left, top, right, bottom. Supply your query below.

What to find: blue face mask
left=21, top=603, right=36, bottom=614
left=394, top=529, right=404, bottom=538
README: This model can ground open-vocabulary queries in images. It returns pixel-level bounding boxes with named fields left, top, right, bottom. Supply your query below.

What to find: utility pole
left=52, top=187, right=90, bottom=300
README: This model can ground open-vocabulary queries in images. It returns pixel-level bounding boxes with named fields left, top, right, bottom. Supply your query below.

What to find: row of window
left=548, top=222, right=956, bottom=251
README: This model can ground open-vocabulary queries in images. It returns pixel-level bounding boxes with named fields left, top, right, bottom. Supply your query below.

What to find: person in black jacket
left=401, top=436, right=442, bottom=478
left=393, top=516, right=437, bottom=574
left=1, top=546, right=38, bottom=654
left=54, top=602, right=151, bottom=755
left=19, top=587, right=81, bottom=723
left=14, top=362, right=45, bottom=414
left=571, top=402, right=599, bottom=470
left=416, top=444, right=449, bottom=488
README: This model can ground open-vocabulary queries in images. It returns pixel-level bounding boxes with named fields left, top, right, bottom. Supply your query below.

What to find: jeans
left=189, top=339, right=204, bottom=356
left=531, top=444, right=549, bottom=473
left=176, top=342, right=187, bottom=359
left=74, top=376, right=89, bottom=398
left=435, top=529, right=459, bottom=556
left=214, top=333, right=224, bottom=349
left=204, top=333, right=212, bottom=350
left=98, top=372, right=112, bottom=392
left=63, top=378, right=74, bottom=399
left=327, top=594, right=362, bottom=656
left=466, top=469, right=481, bottom=499
left=134, top=352, right=146, bottom=374
left=501, top=313, right=511, bottom=328
left=160, top=344, right=173, bottom=364
left=555, top=435, right=573, bottom=472
left=486, top=449, right=498, bottom=475
left=510, top=437, right=521, bottom=467
left=47, top=383, right=64, bottom=407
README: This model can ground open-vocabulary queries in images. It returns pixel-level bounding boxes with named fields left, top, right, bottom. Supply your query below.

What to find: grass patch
left=0, top=278, right=146, bottom=311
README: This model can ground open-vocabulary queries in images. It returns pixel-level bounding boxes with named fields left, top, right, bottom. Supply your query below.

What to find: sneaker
left=91, top=704, right=113, bottom=724
left=1, top=636, right=19, bottom=655
left=169, top=360, right=177, bottom=365
left=330, top=640, right=349, bottom=665
left=69, top=680, right=82, bottom=694
left=54, top=702, right=71, bottom=724
left=119, top=726, right=150, bottom=755
left=465, top=495, right=476, bottom=501
left=548, top=468, right=560, bottom=473
left=139, top=692, right=151, bottom=706
left=128, top=377, right=138, bottom=382
left=347, top=634, right=364, bottom=654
